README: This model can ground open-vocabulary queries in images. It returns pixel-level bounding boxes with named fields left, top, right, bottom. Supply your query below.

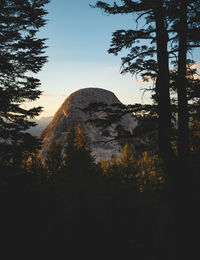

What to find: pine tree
left=62, top=123, right=97, bottom=210
left=0, top=0, right=49, bottom=162
left=169, top=0, right=200, bottom=163
left=92, top=0, right=200, bottom=174
left=45, top=141, right=63, bottom=175
left=74, top=122, right=95, bottom=174
left=92, top=0, right=174, bottom=169
left=63, top=125, right=76, bottom=170
left=92, top=2, right=200, bottom=257
left=74, top=122, right=90, bottom=150
left=99, top=157, right=108, bottom=176
left=120, top=143, right=134, bottom=168
left=63, top=123, right=95, bottom=174
left=106, top=154, right=119, bottom=176
left=120, top=143, right=136, bottom=184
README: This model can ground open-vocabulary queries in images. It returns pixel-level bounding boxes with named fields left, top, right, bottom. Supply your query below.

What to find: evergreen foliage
left=120, top=142, right=134, bottom=168
left=45, top=141, right=63, bottom=175
left=99, top=143, right=165, bottom=193
left=63, top=122, right=95, bottom=174
left=92, top=0, right=200, bottom=173
left=62, top=125, right=76, bottom=168
left=0, top=0, right=49, bottom=162
left=92, top=1, right=200, bottom=257
left=1, top=2, right=200, bottom=258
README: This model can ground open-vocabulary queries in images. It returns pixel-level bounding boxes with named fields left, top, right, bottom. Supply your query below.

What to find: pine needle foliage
left=0, top=0, right=49, bottom=162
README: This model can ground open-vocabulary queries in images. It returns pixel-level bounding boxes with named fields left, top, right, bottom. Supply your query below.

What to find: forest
left=1, top=1, right=200, bottom=259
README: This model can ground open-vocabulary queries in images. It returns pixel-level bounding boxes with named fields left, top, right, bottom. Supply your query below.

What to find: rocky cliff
left=38, top=88, right=137, bottom=162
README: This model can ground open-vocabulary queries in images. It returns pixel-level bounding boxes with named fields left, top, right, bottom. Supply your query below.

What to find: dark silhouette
left=91, top=1, right=200, bottom=258
left=0, top=0, right=49, bottom=164
left=1, top=1, right=200, bottom=259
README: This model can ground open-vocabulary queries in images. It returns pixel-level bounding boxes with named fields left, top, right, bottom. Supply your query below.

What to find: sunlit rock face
left=38, top=88, right=137, bottom=163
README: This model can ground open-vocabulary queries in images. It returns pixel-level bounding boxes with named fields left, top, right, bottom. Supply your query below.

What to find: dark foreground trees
left=0, top=121, right=190, bottom=259
left=36, top=130, right=168, bottom=259
left=0, top=1, right=49, bottom=257
left=0, top=0, right=49, bottom=164
left=92, top=0, right=200, bottom=171
left=92, top=0, right=200, bottom=259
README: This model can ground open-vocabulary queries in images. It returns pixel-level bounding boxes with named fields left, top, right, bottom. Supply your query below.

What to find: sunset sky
left=29, top=0, right=200, bottom=118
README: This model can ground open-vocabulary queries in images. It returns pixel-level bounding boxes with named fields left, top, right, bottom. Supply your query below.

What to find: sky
left=27, top=0, right=154, bottom=118
left=28, top=0, right=200, bottom=118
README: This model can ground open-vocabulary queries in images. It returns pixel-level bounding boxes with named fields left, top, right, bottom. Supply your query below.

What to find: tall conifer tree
left=63, top=123, right=95, bottom=174
left=92, top=0, right=200, bottom=172
left=45, top=141, right=63, bottom=175
left=92, top=1, right=200, bottom=257
left=0, top=0, right=49, bottom=162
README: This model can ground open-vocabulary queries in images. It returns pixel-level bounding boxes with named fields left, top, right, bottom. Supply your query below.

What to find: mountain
left=28, top=116, right=53, bottom=136
left=38, top=88, right=137, bottom=163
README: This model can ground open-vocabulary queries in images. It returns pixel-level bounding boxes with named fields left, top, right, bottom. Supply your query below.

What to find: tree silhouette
left=63, top=122, right=95, bottom=175
left=0, top=0, right=49, bottom=162
left=92, top=0, right=174, bottom=169
left=92, top=1, right=200, bottom=257
left=62, top=125, right=76, bottom=169
left=45, top=141, right=63, bottom=175
left=120, top=143, right=134, bottom=168
left=120, top=143, right=135, bottom=182
left=92, top=0, right=200, bottom=175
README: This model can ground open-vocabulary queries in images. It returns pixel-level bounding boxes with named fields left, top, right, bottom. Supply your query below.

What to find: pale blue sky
left=28, top=0, right=200, bottom=118
left=27, top=0, right=153, bottom=117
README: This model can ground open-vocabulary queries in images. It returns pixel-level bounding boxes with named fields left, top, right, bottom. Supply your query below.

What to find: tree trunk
left=154, top=1, right=174, bottom=170
left=174, top=2, right=195, bottom=259
left=154, top=2, right=177, bottom=259
left=177, top=0, right=189, bottom=162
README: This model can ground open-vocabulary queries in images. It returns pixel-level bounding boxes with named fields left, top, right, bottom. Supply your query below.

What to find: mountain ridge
left=38, top=88, right=137, bottom=163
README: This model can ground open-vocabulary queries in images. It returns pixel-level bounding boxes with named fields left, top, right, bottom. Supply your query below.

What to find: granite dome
left=38, top=88, right=137, bottom=162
